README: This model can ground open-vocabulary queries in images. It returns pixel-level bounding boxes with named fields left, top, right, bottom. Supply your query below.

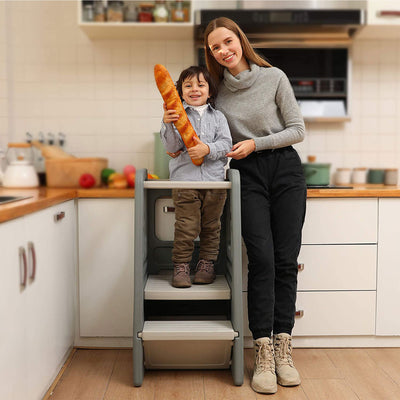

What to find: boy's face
left=181, top=73, right=210, bottom=107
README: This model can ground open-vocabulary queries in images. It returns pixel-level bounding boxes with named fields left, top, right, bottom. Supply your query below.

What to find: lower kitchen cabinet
left=0, top=200, right=76, bottom=400
left=376, top=198, right=400, bottom=335
left=77, top=199, right=134, bottom=340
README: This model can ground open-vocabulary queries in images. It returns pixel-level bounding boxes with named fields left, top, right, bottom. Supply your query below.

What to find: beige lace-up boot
left=273, top=333, right=301, bottom=386
left=251, top=337, right=277, bottom=394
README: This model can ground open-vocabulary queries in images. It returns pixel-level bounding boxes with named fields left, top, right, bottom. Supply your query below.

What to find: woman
left=204, top=17, right=307, bottom=394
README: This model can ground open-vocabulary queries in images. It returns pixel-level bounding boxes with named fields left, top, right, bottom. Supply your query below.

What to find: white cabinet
left=367, top=0, right=400, bottom=25
left=302, top=198, right=377, bottom=244
left=78, top=199, right=134, bottom=340
left=376, top=198, right=400, bottom=335
left=0, top=201, right=76, bottom=400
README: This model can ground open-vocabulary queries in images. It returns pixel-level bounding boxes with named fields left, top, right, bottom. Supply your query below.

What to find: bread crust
left=154, top=64, right=203, bottom=166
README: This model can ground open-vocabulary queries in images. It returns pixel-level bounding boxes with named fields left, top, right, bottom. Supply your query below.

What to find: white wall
left=0, top=0, right=8, bottom=154
left=2, top=1, right=400, bottom=178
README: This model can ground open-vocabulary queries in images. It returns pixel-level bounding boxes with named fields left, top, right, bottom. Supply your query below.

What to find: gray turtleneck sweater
left=215, top=63, right=305, bottom=151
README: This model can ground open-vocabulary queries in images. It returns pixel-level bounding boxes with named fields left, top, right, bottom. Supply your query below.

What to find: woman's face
left=207, top=27, right=248, bottom=75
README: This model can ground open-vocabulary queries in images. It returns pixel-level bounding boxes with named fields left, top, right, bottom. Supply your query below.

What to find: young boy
left=160, top=65, right=232, bottom=288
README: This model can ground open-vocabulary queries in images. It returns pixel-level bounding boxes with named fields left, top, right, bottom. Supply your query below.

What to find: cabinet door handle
left=19, top=246, right=27, bottom=287
left=378, top=10, right=400, bottom=17
left=54, top=211, right=65, bottom=222
left=28, top=241, right=36, bottom=280
left=295, top=310, right=304, bottom=318
left=298, top=263, right=304, bottom=271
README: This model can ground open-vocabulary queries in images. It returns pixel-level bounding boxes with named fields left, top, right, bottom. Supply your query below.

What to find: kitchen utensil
left=367, top=169, right=385, bottom=184
left=335, top=168, right=352, bottom=185
left=302, top=162, right=331, bottom=186
left=2, top=143, right=39, bottom=188
left=351, top=167, right=367, bottom=184
left=45, top=157, right=108, bottom=187
left=32, top=141, right=75, bottom=159
left=153, top=132, right=169, bottom=179
left=384, top=169, right=398, bottom=186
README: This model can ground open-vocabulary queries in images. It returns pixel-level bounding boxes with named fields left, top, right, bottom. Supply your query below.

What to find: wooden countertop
left=0, top=186, right=135, bottom=223
left=1, top=184, right=400, bottom=224
left=307, top=184, right=400, bottom=198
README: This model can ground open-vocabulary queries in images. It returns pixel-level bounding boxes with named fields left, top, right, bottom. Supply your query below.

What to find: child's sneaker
left=172, top=262, right=191, bottom=288
left=193, top=259, right=216, bottom=284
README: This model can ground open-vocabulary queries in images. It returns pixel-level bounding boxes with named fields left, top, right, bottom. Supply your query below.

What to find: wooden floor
left=48, top=347, right=400, bottom=400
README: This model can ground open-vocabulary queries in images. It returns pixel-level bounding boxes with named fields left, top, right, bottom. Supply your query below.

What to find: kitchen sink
left=0, top=195, right=32, bottom=205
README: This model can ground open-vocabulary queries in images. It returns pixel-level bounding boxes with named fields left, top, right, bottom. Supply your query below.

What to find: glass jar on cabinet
left=153, top=0, right=168, bottom=22
left=124, top=2, right=138, bottom=22
left=107, top=0, right=124, bottom=22
left=93, top=0, right=106, bottom=22
left=138, top=3, right=154, bottom=22
left=82, top=0, right=95, bottom=21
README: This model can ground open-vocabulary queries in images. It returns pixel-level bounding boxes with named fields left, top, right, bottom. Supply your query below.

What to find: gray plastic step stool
left=133, top=168, right=243, bottom=386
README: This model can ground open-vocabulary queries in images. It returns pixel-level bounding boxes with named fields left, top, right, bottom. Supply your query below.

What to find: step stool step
left=140, top=320, right=237, bottom=341
left=145, top=274, right=231, bottom=300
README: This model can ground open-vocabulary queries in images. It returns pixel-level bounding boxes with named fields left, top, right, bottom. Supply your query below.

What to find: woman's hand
left=167, top=150, right=182, bottom=158
left=226, top=139, right=256, bottom=160
left=163, top=103, right=179, bottom=124
left=187, top=137, right=210, bottom=160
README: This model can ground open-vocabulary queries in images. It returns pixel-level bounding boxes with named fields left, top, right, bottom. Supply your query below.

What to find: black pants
left=230, top=146, right=306, bottom=340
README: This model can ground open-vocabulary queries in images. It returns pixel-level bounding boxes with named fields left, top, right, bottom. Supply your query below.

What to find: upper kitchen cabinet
left=357, top=0, right=400, bottom=38
left=367, top=0, right=400, bottom=25
left=78, top=0, right=194, bottom=40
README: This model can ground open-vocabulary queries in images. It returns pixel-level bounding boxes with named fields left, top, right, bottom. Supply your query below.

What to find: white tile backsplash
left=2, top=1, right=400, bottom=177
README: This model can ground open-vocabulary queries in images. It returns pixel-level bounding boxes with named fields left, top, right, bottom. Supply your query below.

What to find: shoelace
left=174, top=264, right=189, bottom=276
left=196, top=260, right=213, bottom=273
left=255, top=341, right=275, bottom=373
left=274, top=336, right=294, bottom=367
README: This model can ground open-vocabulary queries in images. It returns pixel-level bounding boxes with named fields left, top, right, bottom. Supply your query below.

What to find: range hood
left=195, top=1, right=366, bottom=47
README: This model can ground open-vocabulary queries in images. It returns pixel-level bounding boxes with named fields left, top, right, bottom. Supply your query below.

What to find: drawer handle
left=298, top=263, right=304, bottom=271
left=54, top=211, right=65, bottom=222
left=163, top=206, right=175, bottom=213
left=19, top=246, right=27, bottom=287
left=295, top=310, right=304, bottom=318
left=378, top=10, right=400, bottom=17
left=28, top=241, right=36, bottom=280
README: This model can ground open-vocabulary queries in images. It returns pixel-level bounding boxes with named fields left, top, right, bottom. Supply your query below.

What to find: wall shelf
left=79, top=22, right=194, bottom=40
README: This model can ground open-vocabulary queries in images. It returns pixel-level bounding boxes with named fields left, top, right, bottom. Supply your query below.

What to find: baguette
left=154, top=64, right=203, bottom=166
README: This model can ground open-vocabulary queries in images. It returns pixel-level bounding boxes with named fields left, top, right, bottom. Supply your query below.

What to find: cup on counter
left=335, top=168, right=352, bottom=185
left=384, top=168, right=398, bottom=186
left=367, top=169, right=385, bottom=184
left=351, top=167, right=368, bottom=184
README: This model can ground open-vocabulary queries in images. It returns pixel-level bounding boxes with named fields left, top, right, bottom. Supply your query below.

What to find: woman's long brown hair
left=203, top=17, right=272, bottom=83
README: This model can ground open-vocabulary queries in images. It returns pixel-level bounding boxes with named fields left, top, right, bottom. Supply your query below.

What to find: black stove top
left=307, top=185, right=353, bottom=189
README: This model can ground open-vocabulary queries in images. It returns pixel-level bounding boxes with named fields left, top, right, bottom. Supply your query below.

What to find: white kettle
left=1, top=143, right=39, bottom=188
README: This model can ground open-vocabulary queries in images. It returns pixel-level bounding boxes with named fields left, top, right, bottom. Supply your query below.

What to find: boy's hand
left=187, top=137, right=210, bottom=159
left=167, top=150, right=182, bottom=158
left=163, top=103, right=179, bottom=123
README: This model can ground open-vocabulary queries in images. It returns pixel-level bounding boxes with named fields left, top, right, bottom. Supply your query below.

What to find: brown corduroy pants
left=171, top=188, right=227, bottom=264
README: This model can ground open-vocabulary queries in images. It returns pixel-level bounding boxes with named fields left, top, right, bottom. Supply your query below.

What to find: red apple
left=123, top=164, right=136, bottom=178
left=79, top=173, right=96, bottom=188
left=127, top=172, right=135, bottom=188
